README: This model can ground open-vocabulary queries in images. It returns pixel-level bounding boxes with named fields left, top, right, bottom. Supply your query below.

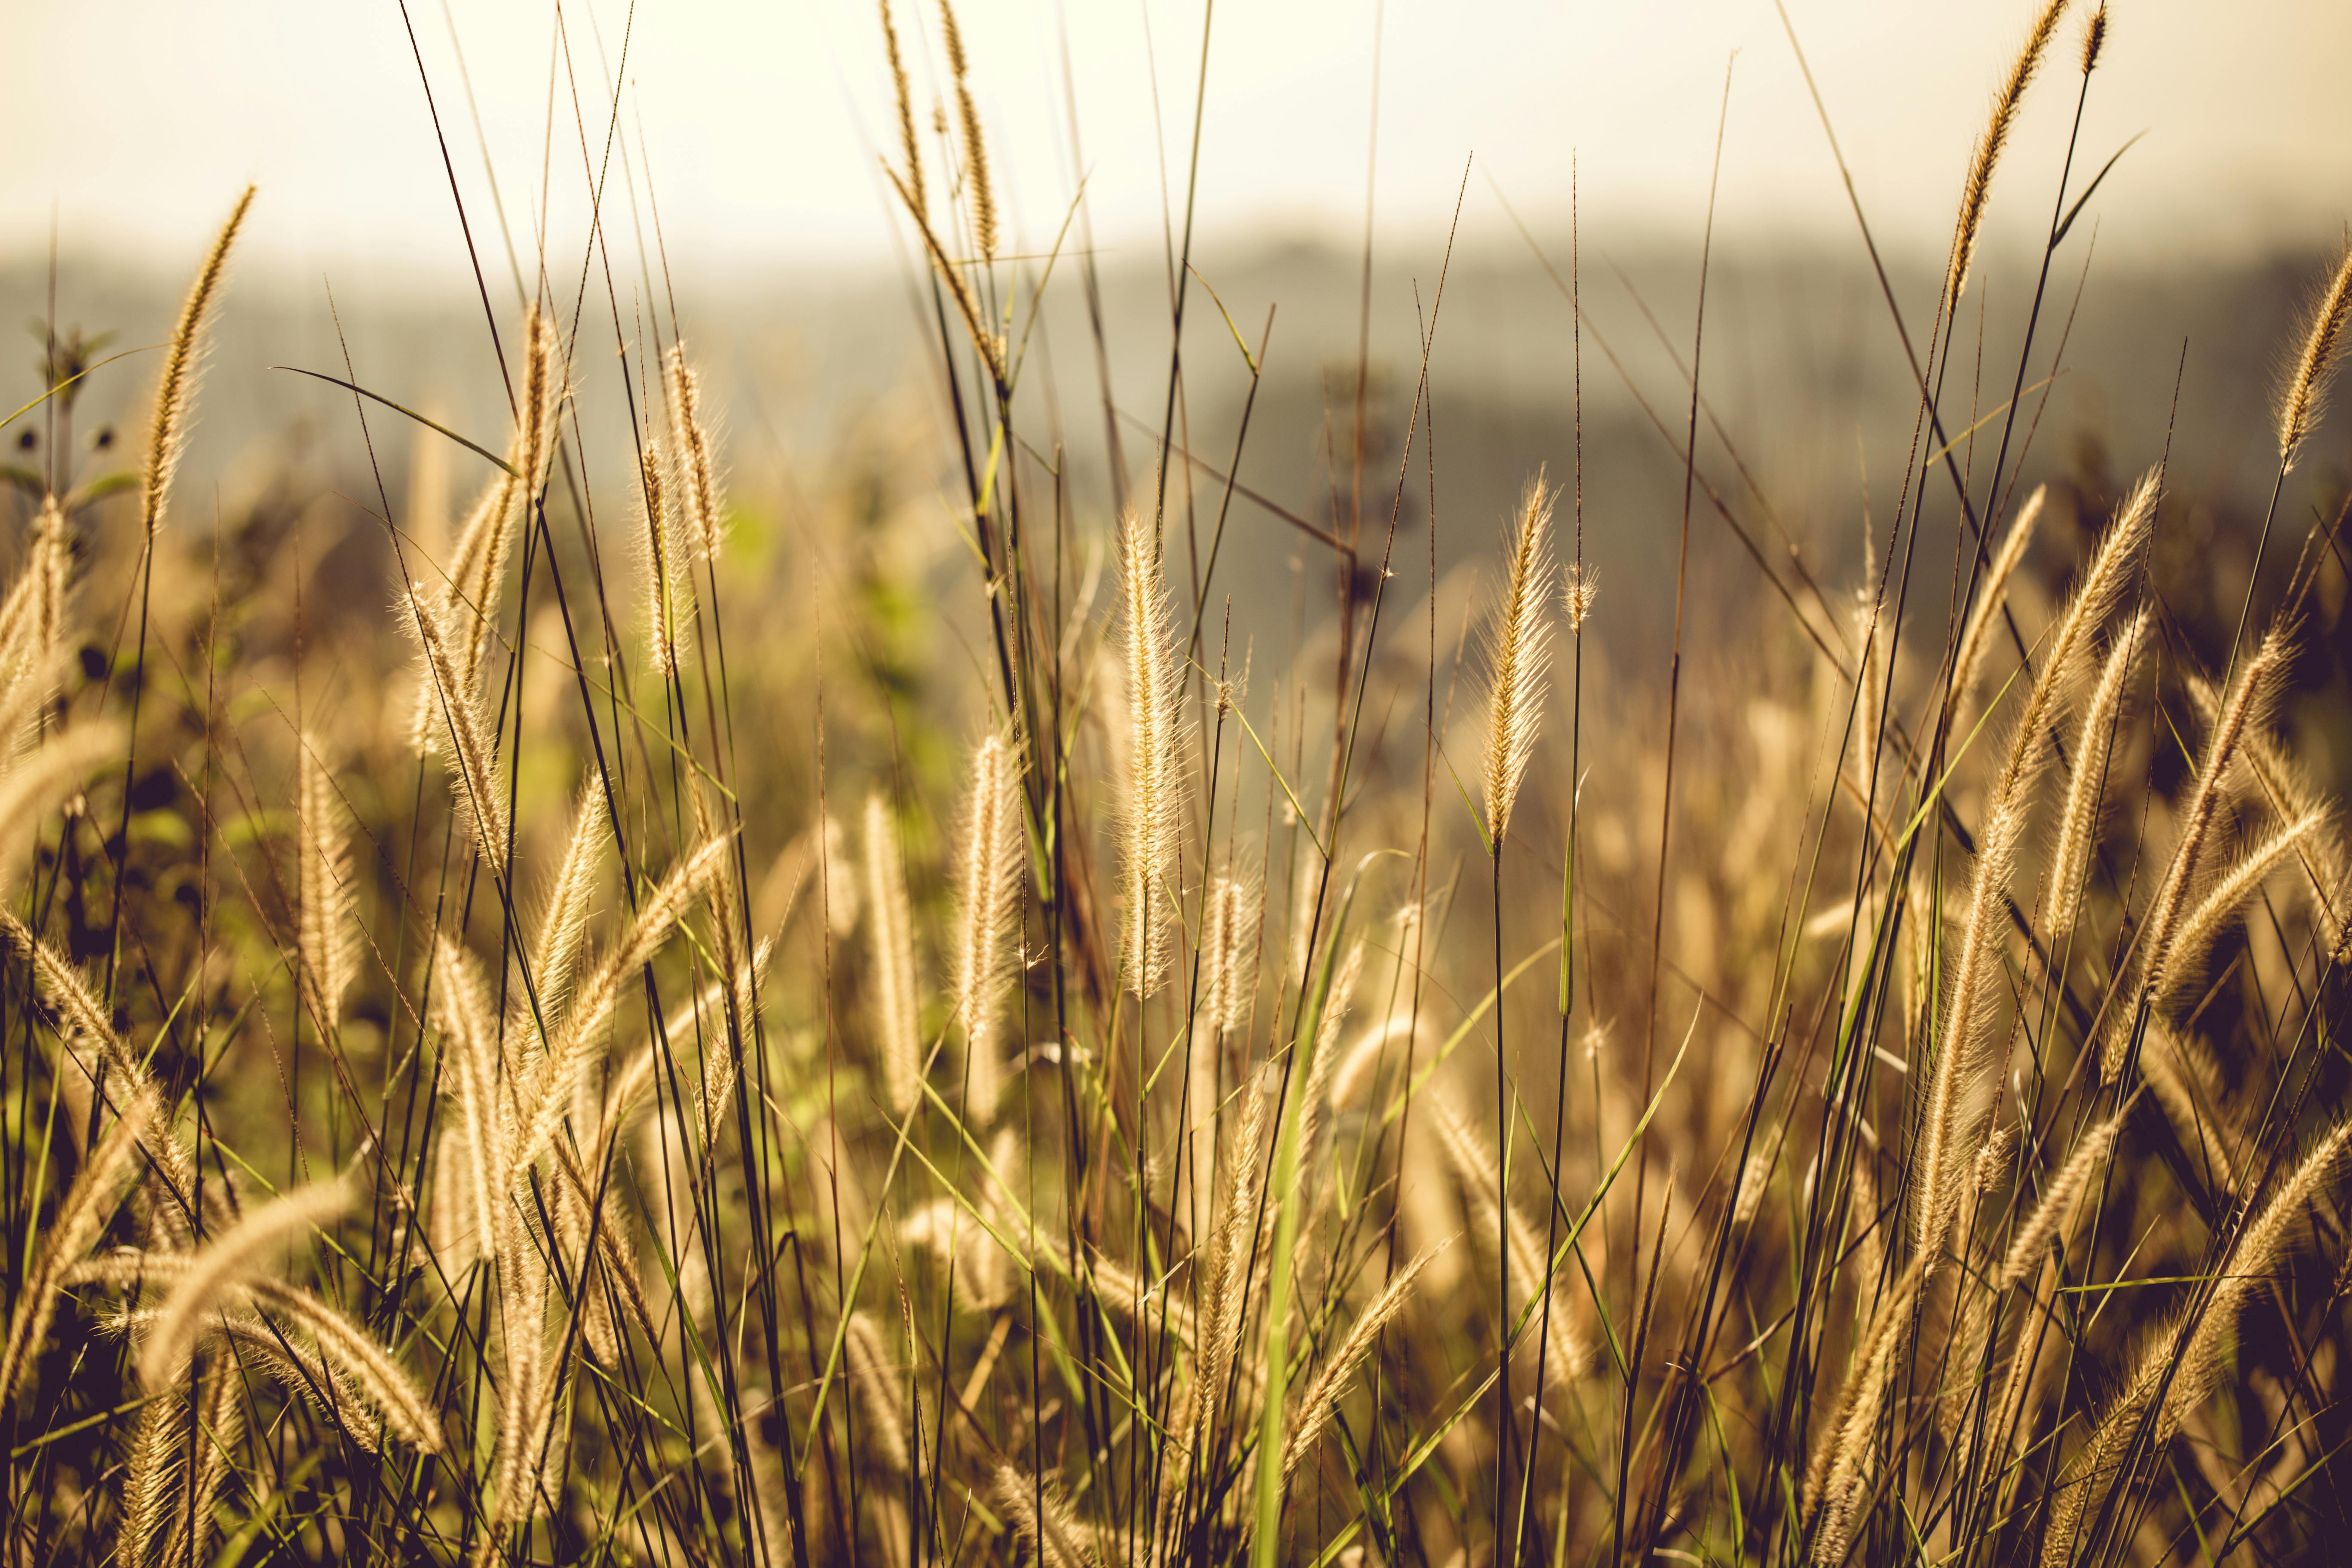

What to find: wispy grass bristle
left=141, top=186, right=254, bottom=540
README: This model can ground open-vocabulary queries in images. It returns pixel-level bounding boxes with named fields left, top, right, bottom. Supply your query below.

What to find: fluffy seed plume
left=1199, top=872, right=1260, bottom=1039
left=865, top=795, right=924, bottom=1115
left=404, top=585, right=508, bottom=865
left=83, top=1254, right=444, bottom=1453
left=1294, top=939, right=1366, bottom=1207
left=2079, top=1, right=2108, bottom=72
left=1329, top=1013, right=1422, bottom=1113
left=1481, top=470, right=1557, bottom=847
left=1433, top=1106, right=1587, bottom=1390
left=530, top=778, right=608, bottom=1026
left=2124, top=624, right=2291, bottom=1076
left=1945, top=0, right=2068, bottom=313
left=490, top=1222, right=558, bottom=1531
left=1117, top=508, right=1182, bottom=996
left=1806, top=1256, right=1930, bottom=1561
left=1199, top=1077, right=1267, bottom=1416
left=2205, top=692, right=2351, bottom=954
left=638, top=438, right=691, bottom=678
left=666, top=341, right=726, bottom=564
left=1950, top=484, right=2046, bottom=721
left=949, top=729, right=1023, bottom=1125
left=879, top=0, right=927, bottom=214
left=843, top=1310, right=909, bottom=1473
left=296, top=735, right=355, bottom=1022
left=430, top=937, right=510, bottom=1269
left=1997, top=469, right=2155, bottom=807
left=2157, top=806, right=2327, bottom=1012
left=937, top=0, right=997, bottom=262
left=511, top=836, right=731, bottom=1175
left=1912, top=790, right=2032, bottom=1261
left=2048, top=1114, right=2352, bottom=1562
left=1282, top=1245, right=1440, bottom=1479
left=0, top=499, right=69, bottom=702
left=1732, top=1148, right=1774, bottom=1231
left=2278, top=242, right=2352, bottom=467
left=1562, top=558, right=1599, bottom=633
left=1999, top=1114, right=2123, bottom=1287
left=141, top=1178, right=353, bottom=1392
left=3, top=910, right=197, bottom=1243
left=115, top=1378, right=184, bottom=1567
left=0, top=1094, right=152, bottom=1408
left=141, top=186, right=254, bottom=539
left=172, top=1371, right=244, bottom=1567
left=2044, top=609, right=2146, bottom=945
left=993, top=1464, right=1093, bottom=1568
left=459, top=306, right=564, bottom=696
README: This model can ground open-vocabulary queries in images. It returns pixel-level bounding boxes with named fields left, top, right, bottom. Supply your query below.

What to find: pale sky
left=7, top=1, right=2348, bottom=285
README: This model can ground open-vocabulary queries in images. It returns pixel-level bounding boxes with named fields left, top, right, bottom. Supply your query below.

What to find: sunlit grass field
left=6, top=3, right=2352, bottom=1565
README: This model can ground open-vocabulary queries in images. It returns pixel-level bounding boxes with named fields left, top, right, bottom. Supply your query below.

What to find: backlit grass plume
left=937, top=0, right=998, bottom=263
left=12, top=28, right=2352, bottom=1568
left=949, top=727, right=1023, bottom=1124
left=1481, top=469, right=1557, bottom=848
left=866, top=793, right=925, bottom=1113
left=2278, top=242, right=2352, bottom=467
left=1945, top=0, right=2067, bottom=313
left=1118, top=507, right=1181, bottom=996
left=140, top=185, right=253, bottom=540
left=295, top=733, right=355, bottom=1022
left=1950, top=483, right=2045, bottom=722
left=666, top=341, right=726, bottom=564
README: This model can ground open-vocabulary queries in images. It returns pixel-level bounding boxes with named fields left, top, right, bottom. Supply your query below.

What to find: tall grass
left=4, top=3, right=2352, bottom=1565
